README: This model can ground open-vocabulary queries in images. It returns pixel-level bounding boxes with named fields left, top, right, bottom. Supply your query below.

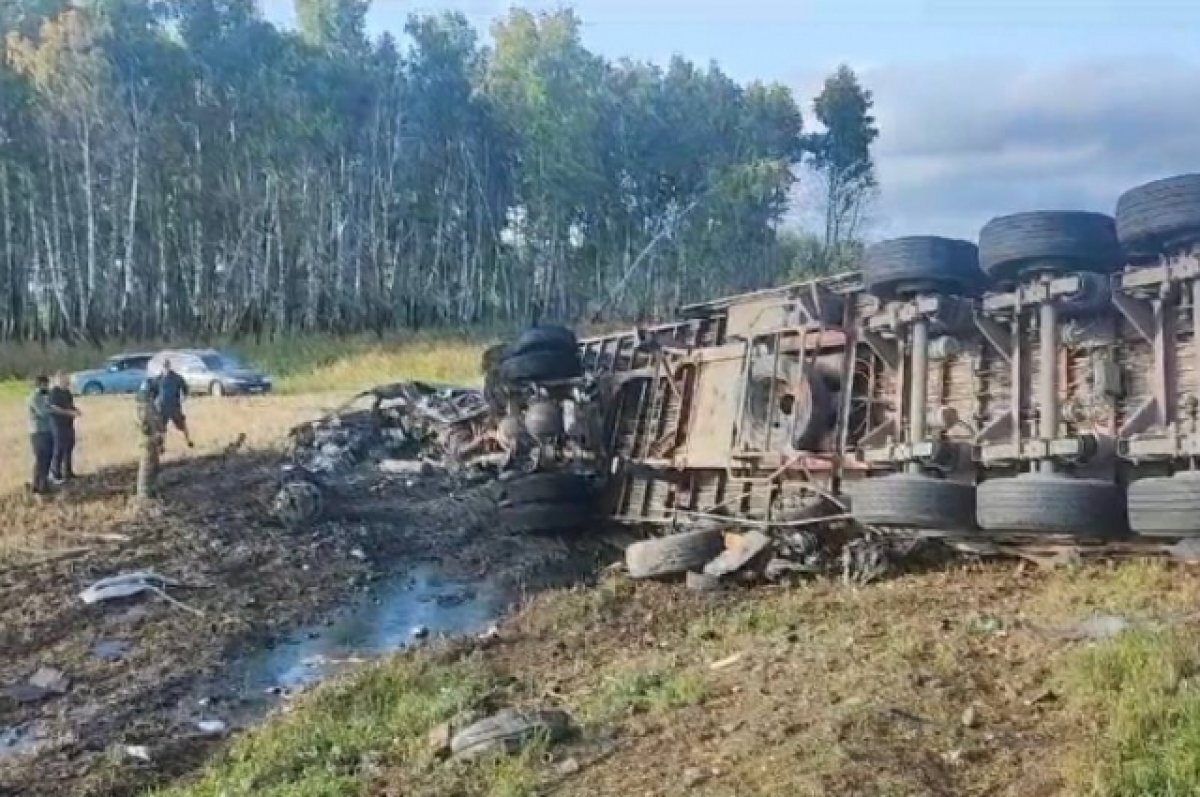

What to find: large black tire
left=847, top=474, right=976, bottom=531
left=625, top=528, right=725, bottom=580
left=1116, top=174, right=1200, bottom=254
left=1128, top=473, right=1200, bottom=537
left=978, top=211, right=1121, bottom=281
left=501, top=472, right=592, bottom=505
left=976, top=474, right=1128, bottom=538
left=792, top=364, right=834, bottom=451
left=863, top=236, right=982, bottom=299
left=508, top=325, right=578, bottom=357
left=498, top=501, right=592, bottom=535
left=499, top=349, right=582, bottom=383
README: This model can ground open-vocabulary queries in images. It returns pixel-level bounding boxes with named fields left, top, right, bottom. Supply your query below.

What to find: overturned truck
left=579, top=173, right=1200, bottom=554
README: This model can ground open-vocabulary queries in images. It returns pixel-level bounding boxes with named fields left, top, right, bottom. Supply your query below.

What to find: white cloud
left=840, top=56, right=1200, bottom=241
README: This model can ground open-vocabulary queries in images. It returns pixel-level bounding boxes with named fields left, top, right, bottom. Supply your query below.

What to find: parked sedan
left=70, top=353, right=153, bottom=396
left=146, top=349, right=273, bottom=397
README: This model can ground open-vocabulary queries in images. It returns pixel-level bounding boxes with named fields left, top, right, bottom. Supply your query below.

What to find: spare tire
left=863, top=236, right=982, bottom=299
left=978, top=211, right=1121, bottom=281
left=1116, top=174, right=1200, bottom=254
left=508, top=325, right=578, bottom=357
left=791, top=364, right=834, bottom=451
left=626, top=528, right=725, bottom=580
left=499, top=349, right=582, bottom=383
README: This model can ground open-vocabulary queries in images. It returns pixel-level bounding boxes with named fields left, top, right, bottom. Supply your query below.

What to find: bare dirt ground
left=0, top=445, right=608, bottom=797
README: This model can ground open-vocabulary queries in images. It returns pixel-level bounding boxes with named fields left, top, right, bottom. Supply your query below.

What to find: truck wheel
left=847, top=473, right=976, bottom=531
left=978, top=211, right=1121, bottom=282
left=625, top=528, right=725, bottom=580
left=82, top=382, right=104, bottom=396
left=1128, top=473, right=1200, bottom=537
left=508, top=325, right=578, bottom=357
left=863, top=236, right=982, bottom=299
left=501, top=472, right=592, bottom=505
left=976, top=474, right=1128, bottom=539
left=499, top=349, right=582, bottom=383
left=1116, top=174, right=1200, bottom=255
left=210, top=381, right=226, bottom=398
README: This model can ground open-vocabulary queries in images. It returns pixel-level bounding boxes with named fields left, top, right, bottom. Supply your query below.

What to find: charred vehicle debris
left=273, top=173, right=1200, bottom=585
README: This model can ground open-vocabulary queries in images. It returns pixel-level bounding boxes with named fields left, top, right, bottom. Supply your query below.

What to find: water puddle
left=0, top=721, right=47, bottom=762
left=232, top=564, right=510, bottom=692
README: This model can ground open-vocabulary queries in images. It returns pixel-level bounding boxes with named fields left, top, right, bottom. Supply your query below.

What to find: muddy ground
left=0, top=452, right=610, bottom=797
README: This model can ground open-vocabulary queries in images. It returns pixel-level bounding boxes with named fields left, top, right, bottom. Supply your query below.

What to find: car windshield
left=201, top=354, right=244, bottom=370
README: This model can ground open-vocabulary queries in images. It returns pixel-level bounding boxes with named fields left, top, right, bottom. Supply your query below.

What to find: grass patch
left=583, top=666, right=712, bottom=724
left=1060, top=628, right=1200, bottom=796
left=152, top=655, right=512, bottom=797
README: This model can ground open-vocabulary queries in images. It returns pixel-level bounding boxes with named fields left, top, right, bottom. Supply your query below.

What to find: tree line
left=0, top=0, right=878, bottom=343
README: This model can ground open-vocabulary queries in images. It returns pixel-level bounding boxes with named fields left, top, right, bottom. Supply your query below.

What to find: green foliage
left=803, top=64, right=879, bottom=248
left=0, top=0, right=869, bottom=342
left=150, top=656, right=495, bottom=797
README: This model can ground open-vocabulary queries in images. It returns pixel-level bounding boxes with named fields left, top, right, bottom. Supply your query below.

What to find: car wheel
left=210, top=381, right=225, bottom=398
left=82, top=382, right=103, bottom=396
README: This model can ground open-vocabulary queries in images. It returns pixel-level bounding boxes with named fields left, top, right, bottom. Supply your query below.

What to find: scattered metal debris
left=80, top=571, right=180, bottom=605
left=450, top=708, right=572, bottom=760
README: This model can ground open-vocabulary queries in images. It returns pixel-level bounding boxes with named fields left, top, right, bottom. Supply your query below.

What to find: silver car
left=146, top=349, right=273, bottom=397
left=70, top=353, right=154, bottom=396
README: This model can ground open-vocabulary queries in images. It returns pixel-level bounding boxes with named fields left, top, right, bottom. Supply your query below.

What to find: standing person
left=49, top=371, right=81, bottom=482
left=155, top=358, right=194, bottom=449
left=27, top=375, right=54, bottom=495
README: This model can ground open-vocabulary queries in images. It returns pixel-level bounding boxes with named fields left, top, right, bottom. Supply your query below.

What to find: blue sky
left=261, top=0, right=1200, bottom=240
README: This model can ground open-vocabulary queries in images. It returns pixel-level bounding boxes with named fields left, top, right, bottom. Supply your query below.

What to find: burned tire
left=978, top=211, right=1121, bottom=281
left=272, top=480, right=324, bottom=529
left=1128, top=473, right=1200, bottom=537
left=847, top=474, right=976, bottom=531
left=498, top=501, right=592, bottom=535
left=509, top=325, right=578, bottom=357
left=863, top=236, right=982, bottom=299
left=791, top=364, right=835, bottom=451
left=1116, top=174, right=1200, bottom=254
left=976, top=474, right=1128, bottom=539
left=499, top=349, right=582, bottom=383
left=625, top=528, right=725, bottom=580
left=501, top=472, right=592, bottom=505
left=451, top=708, right=572, bottom=759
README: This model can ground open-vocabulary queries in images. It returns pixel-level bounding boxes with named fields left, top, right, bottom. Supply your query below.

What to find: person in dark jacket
left=49, top=371, right=81, bottom=482
left=27, top=375, right=54, bottom=494
left=147, top=358, right=194, bottom=449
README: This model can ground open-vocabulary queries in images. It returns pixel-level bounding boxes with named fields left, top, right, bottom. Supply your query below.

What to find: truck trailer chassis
left=580, top=173, right=1200, bottom=556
